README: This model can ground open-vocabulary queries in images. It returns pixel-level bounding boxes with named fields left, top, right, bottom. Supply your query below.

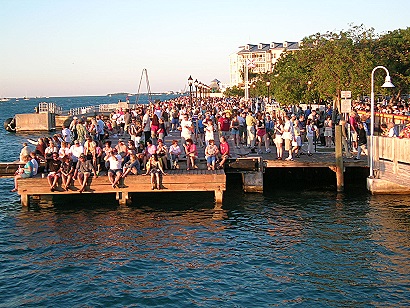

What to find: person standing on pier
left=274, top=118, right=284, bottom=159
left=282, top=115, right=295, bottom=161
left=179, top=114, right=194, bottom=146
left=355, top=122, right=368, bottom=160
left=246, top=112, right=257, bottom=150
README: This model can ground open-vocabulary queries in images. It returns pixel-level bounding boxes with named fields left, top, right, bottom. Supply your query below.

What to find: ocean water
left=1, top=96, right=410, bottom=307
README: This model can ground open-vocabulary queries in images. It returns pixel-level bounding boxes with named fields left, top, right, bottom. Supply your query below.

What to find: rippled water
left=1, top=97, right=410, bottom=307
left=1, top=185, right=410, bottom=307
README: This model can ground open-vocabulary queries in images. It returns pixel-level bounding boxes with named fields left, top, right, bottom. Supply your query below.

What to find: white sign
left=341, top=91, right=352, bottom=99
left=341, top=99, right=352, bottom=113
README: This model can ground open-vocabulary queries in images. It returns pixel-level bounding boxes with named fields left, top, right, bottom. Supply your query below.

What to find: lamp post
left=198, top=82, right=202, bottom=99
left=369, top=66, right=395, bottom=178
left=266, top=80, right=271, bottom=105
left=188, top=75, right=193, bottom=105
left=194, top=79, right=198, bottom=99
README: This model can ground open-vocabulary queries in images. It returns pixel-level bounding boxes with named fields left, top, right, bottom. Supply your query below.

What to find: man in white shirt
left=61, top=124, right=72, bottom=144
left=142, top=109, right=151, bottom=144
left=179, top=114, right=193, bottom=145
left=104, top=148, right=123, bottom=188
left=70, top=140, right=84, bottom=166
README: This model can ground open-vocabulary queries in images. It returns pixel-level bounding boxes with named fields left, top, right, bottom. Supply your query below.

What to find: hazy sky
left=1, top=0, right=409, bottom=97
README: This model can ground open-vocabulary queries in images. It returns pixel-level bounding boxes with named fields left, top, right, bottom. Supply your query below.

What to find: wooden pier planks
left=16, top=169, right=226, bottom=206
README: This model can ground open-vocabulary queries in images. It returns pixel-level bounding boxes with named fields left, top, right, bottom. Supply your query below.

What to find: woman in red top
left=217, top=136, right=230, bottom=169
left=183, top=138, right=198, bottom=170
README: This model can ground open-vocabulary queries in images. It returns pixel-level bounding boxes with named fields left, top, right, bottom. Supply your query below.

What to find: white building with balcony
left=229, top=41, right=302, bottom=87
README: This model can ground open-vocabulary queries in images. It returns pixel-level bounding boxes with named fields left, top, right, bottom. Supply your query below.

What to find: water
left=1, top=97, right=410, bottom=307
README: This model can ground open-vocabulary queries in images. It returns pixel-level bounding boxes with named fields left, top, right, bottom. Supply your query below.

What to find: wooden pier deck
left=17, top=169, right=226, bottom=206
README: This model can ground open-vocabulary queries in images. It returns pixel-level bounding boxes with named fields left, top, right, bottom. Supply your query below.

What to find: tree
left=223, top=86, right=244, bottom=97
left=372, top=27, right=410, bottom=101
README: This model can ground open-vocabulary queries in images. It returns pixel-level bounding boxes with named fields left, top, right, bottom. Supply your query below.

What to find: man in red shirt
left=218, top=113, right=231, bottom=138
left=217, top=136, right=230, bottom=169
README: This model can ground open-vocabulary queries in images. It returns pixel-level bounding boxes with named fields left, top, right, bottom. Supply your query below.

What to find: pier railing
left=373, top=136, right=410, bottom=176
left=68, top=106, right=97, bottom=116
left=38, top=102, right=62, bottom=115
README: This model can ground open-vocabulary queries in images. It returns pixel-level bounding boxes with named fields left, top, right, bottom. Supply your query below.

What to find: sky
left=1, top=0, right=409, bottom=97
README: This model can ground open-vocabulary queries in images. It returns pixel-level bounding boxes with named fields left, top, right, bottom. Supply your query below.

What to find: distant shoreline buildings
left=229, top=41, right=302, bottom=87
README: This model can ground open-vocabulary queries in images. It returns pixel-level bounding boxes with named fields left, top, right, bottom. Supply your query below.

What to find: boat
left=0, top=98, right=10, bottom=102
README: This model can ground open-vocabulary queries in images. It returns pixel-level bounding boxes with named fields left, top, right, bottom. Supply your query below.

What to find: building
left=230, top=41, right=302, bottom=87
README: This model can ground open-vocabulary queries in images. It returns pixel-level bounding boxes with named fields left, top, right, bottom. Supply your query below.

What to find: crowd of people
left=12, top=95, right=409, bottom=192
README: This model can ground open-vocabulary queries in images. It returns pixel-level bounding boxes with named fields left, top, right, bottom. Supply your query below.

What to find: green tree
left=223, top=85, right=244, bottom=97
left=372, top=27, right=410, bottom=101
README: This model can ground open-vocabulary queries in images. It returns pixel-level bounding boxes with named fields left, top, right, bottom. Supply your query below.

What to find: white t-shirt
left=61, top=128, right=72, bottom=143
left=107, top=154, right=123, bottom=170
left=31, top=158, right=39, bottom=176
left=180, top=119, right=192, bottom=139
left=143, top=113, right=151, bottom=132
left=70, top=144, right=84, bottom=162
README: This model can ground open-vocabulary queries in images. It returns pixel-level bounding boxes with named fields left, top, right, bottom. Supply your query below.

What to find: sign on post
left=341, top=99, right=352, bottom=113
left=341, top=91, right=352, bottom=99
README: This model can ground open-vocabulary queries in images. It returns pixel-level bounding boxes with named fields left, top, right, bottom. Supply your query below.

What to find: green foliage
left=223, top=85, right=244, bottom=97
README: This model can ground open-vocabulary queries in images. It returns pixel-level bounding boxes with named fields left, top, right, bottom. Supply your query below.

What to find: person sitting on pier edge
left=60, top=155, right=75, bottom=191
left=47, top=152, right=62, bottom=192
left=11, top=155, right=33, bottom=192
left=143, top=153, right=166, bottom=190
left=169, top=139, right=181, bottom=169
left=122, top=154, right=141, bottom=178
left=75, top=153, right=97, bottom=193
left=104, top=148, right=123, bottom=188
left=183, top=138, right=198, bottom=170
left=205, top=139, right=219, bottom=170
left=115, top=139, right=128, bottom=164
left=217, top=136, right=230, bottom=169
left=156, top=139, right=168, bottom=170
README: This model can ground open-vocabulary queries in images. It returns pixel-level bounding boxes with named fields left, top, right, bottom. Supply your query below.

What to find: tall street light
left=194, top=79, right=198, bottom=99
left=188, top=75, right=193, bottom=105
left=198, top=82, right=202, bottom=99
left=266, top=80, right=271, bottom=105
left=369, top=66, right=395, bottom=178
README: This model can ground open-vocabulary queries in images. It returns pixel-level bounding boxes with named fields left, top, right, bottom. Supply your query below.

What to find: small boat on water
left=0, top=98, right=10, bottom=102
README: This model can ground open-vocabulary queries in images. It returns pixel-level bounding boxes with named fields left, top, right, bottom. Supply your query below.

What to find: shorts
left=21, top=173, right=31, bottom=179
left=48, top=172, right=61, bottom=178
left=284, top=139, right=291, bottom=151
left=108, top=169, right=122, bottom=176
left=275, top=135, right=283, bottom=144
left=206, top=156, right=216, bottom=164
left=231, top=128, right=239, bottom=135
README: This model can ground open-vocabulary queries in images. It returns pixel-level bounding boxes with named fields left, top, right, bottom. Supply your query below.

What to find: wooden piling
left=334, top=125, right=344, bottom=192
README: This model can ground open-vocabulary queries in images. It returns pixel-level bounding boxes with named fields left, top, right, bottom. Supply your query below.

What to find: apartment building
left=230, top=41, right=302, bottom=87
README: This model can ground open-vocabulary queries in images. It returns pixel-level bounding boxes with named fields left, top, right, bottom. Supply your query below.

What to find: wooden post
left=214, top=188, right=223, bottom=204
left=21, top=194, right=29, bottom=207
left=335, top=125, right=344, bottom=192
left=116, top=191, right=130, bottom=206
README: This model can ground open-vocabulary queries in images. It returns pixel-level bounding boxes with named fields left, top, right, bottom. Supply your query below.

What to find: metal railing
left=38, top=102, right=62, bottom=115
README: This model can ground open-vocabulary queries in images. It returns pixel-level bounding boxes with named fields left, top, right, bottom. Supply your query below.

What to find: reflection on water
left=1, top=189, right=410, bottom=307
